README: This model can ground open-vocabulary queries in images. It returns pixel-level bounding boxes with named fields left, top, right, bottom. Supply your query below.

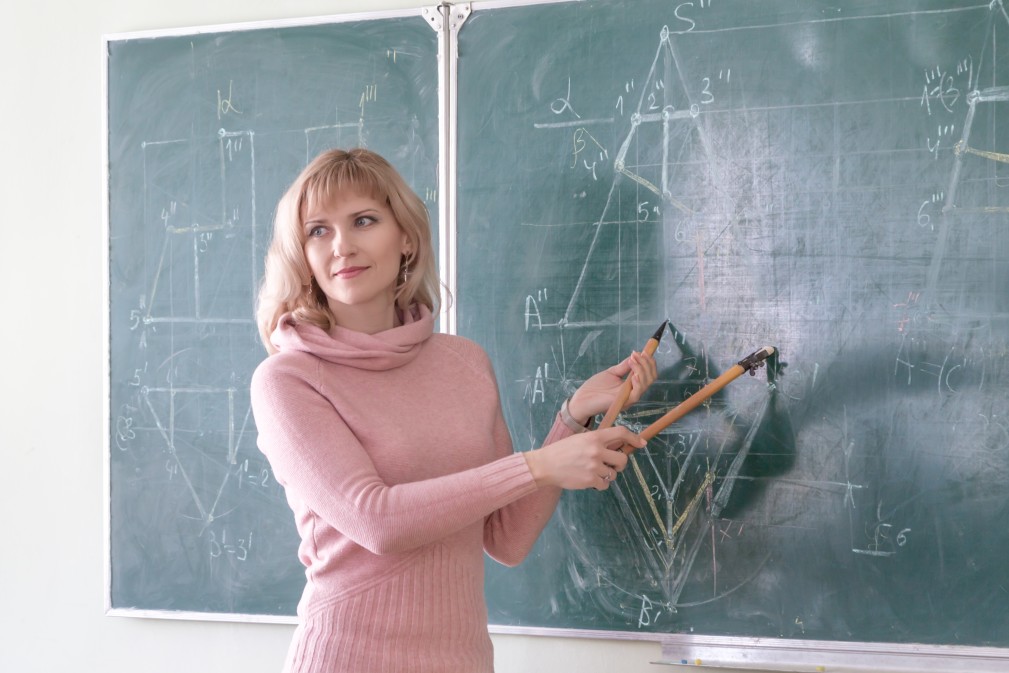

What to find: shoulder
left=251, top=350, right=321, bottom=399
left=429, top=333, right=493, bottom=367
left=427, top=334, right=496, bottom=378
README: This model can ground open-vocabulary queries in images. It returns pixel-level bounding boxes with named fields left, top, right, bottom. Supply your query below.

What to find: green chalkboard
left=106, top=14, right=439, bottom=616
left=458, top=0, right=1009, bottom=649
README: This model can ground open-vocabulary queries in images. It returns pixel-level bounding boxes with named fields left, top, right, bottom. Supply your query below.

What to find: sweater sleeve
left=251, top=356, right=539, bottom=557
left=482, top=409, right=570, bottom=567
left=466, top=341, right=577, bottom=567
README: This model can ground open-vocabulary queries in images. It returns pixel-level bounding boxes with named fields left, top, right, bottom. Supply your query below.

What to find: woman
left=251, top=148, right=655, bottom=672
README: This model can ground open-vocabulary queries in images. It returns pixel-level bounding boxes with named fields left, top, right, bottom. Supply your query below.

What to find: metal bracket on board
left=423, top=2, right=471, bottom=32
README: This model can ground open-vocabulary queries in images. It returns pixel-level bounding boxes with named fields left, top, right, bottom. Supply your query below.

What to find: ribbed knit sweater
left=250, top=305, right=569, bottom=673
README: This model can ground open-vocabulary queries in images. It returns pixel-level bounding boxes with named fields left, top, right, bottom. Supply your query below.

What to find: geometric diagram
left=129, top=131, right=259, bottom=537
left=924, top=0, right=1009, bottom=309
left=944, top=0, right=1009, bottom=214
left=612, top=26, right=711, bottom=216
left=606, top=358, right=782, bottom=611
left=520, top=13, right=965, bottom=627
left=535, top=25, right=796, bottom=621
left=128, top=119, right=371, bottom=537
left=556, top=25, right=713, bottom=329
left=559, top=334, right=791, bottom=626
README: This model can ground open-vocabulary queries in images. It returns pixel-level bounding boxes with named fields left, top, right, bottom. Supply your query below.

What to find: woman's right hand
left=523, top=426, right=646, bottom=491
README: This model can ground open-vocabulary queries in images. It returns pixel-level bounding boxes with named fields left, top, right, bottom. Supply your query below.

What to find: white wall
left=0, top=1, right=920, bottom=672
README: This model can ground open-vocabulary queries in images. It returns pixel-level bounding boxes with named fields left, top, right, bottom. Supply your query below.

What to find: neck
left=329, top=297, right=401, bottom=334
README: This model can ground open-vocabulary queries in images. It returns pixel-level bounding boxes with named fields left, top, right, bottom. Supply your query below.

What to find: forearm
left=484, top=415, right=570, bottom=566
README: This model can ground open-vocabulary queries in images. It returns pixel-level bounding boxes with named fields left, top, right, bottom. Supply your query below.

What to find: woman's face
left=302, top=188, right=410, bottom=332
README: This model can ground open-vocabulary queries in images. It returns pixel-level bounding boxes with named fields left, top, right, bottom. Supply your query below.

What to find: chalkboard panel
left=458, top=0, right=1009, bottom=648
left=106, top=14, right=438, bottom=616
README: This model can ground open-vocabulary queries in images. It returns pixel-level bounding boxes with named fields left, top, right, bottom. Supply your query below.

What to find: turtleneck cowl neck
left=270, top=304, right=434, bottom=371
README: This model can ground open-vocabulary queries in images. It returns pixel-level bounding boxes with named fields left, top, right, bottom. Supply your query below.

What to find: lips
left=334, top=266, right=367, bottom=279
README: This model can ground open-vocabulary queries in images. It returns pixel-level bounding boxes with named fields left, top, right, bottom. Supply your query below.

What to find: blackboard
left=105, top=0, right=1009, bottom=664
left=105, top=13, right=439, bottom=616
left=456, top=0, right=1009, bottom=655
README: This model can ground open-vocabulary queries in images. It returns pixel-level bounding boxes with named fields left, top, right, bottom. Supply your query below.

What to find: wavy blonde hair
left=256, top=148, right=440, bottom=353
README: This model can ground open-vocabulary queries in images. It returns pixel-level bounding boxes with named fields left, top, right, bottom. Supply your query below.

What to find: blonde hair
left=256, top=148, right=440, bottom=353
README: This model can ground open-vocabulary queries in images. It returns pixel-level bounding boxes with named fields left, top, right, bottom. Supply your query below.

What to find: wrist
left=560, top=397, right=593, bottom=432
left=564, top=395, right=594, bottom=428
left=523, top=450, right=549, bottom=487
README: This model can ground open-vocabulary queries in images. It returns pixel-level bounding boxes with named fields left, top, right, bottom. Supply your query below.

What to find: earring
left=399, top=260, right=411, bottom=285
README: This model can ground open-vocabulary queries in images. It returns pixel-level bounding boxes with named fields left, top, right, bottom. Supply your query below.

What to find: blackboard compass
left=618, top=346, right=777, bottom=454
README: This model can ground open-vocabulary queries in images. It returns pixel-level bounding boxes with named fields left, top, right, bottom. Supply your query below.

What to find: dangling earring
left=399, top=259, right=411, bottom=285
left=305, top=277, right=315, bottom=298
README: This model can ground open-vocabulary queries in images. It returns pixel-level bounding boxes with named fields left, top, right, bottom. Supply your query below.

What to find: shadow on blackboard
left=654, top=329, right=797, bottom=520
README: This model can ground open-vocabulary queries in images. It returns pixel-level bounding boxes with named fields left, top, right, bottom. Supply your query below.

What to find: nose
left=331, top=227, right=356, bottom=257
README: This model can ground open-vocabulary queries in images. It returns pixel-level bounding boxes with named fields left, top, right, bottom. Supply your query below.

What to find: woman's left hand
left=566, top=351, right=658, bottom=424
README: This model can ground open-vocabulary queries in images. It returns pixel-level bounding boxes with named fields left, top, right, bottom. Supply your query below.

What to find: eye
left=353, top=215, right=378, bottom=228
left=306, top=224, right=327, bottom=237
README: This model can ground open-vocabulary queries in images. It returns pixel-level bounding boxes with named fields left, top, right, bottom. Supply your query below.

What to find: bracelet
left=559, top=397, right=593, bottom=433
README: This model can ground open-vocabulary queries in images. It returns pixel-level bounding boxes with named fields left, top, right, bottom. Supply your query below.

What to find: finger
left=625, top=370, right=648, bottom=405
left=594, top=425, right=646, bottom=458
left=594, top=425, right=644, bottom=447
left=636, top=351, right=657, bottom=384
left=603, top=448, right=629, bottom=472
left=643, top=351, right=658, bottom=382
left=606, top=355, right=634, bottom=378
left=626, top=353, right=658, bottom=403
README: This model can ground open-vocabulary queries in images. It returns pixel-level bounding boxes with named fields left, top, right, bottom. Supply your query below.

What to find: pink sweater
left=250, top=305, right=569, bottom=672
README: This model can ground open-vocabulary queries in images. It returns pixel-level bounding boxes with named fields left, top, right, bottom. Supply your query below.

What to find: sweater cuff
left=477, top=453, right=538, bottom=501
left=542, top=413, right=577, bottom=447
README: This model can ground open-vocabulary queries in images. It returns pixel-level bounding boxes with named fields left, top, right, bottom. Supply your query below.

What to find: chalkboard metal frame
left=656, top=635, right=1009, bottom=672
left=422, top=2, right=472, bottom=334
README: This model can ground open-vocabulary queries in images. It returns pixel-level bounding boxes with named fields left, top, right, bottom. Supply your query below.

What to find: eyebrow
left=303, top=207, right=380, bottom=225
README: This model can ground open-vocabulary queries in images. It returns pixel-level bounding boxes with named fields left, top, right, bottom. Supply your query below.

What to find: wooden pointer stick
left=618, top=346, right=776, bottom=454
left=598, top=320, right=669, bottom=430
